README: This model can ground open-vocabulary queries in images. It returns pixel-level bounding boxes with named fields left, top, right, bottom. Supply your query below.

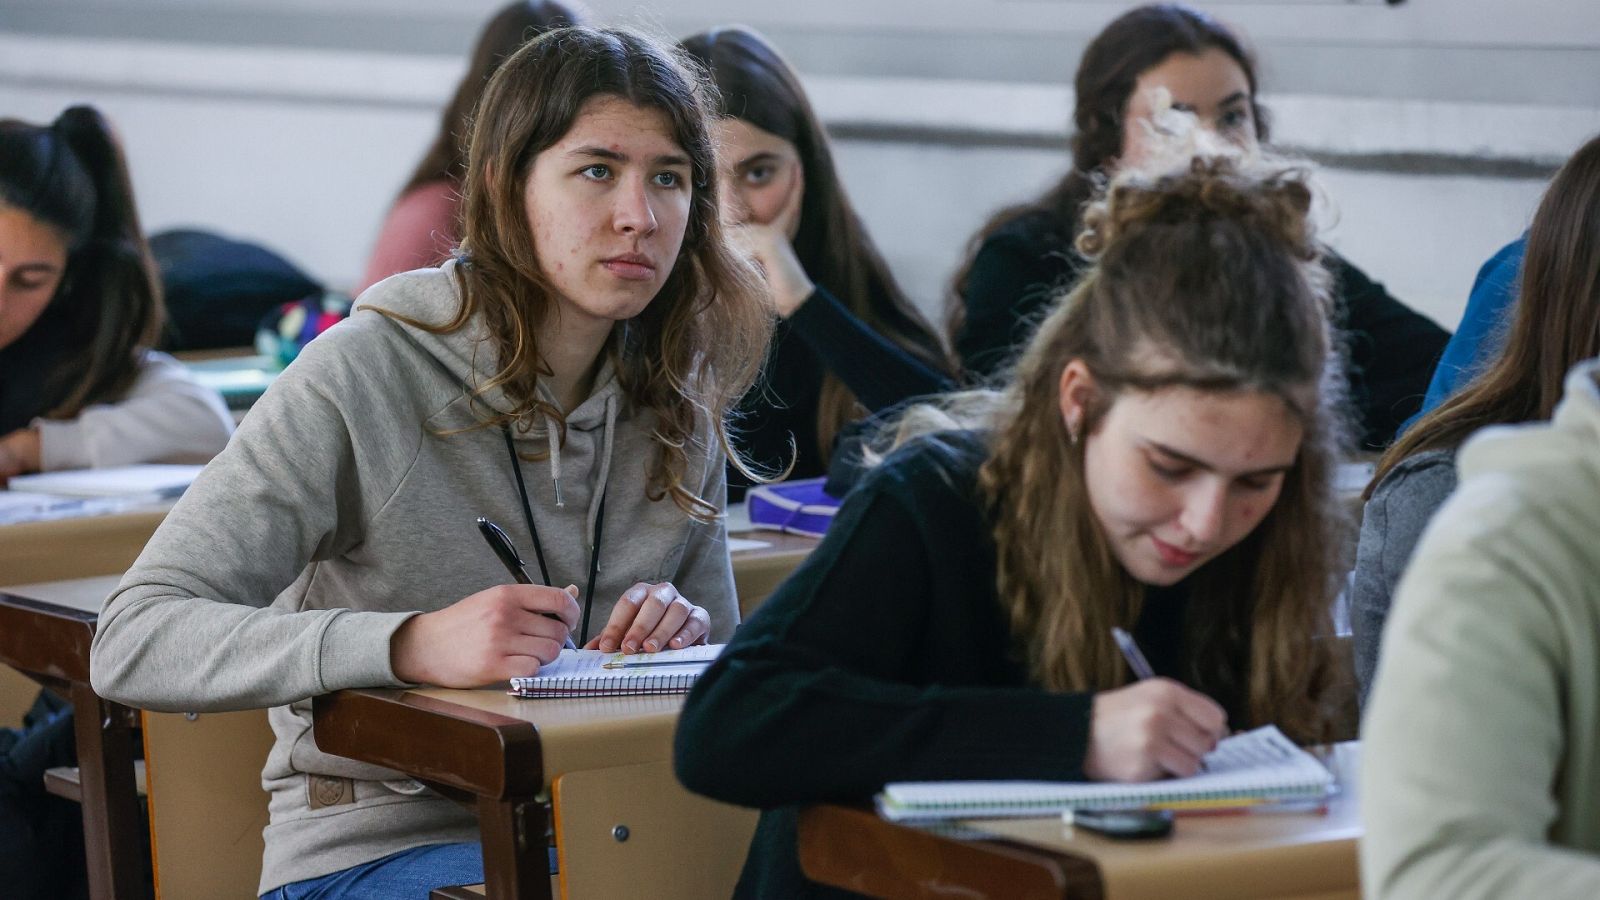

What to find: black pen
left=477, top=516, right=577, bottom=650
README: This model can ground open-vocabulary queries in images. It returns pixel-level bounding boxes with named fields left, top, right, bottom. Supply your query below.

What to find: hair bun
left=1077, top=153, right=1319, bottom=263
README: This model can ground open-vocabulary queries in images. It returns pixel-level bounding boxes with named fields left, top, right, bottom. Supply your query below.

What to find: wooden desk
left=0, top=575, right=149, bottom=900
left=798, top=747, right=1362, bottom=900
left=0, top=502, right=170, bottom=587
left=313, top=687, right=687, bottom=900
left=729, top=529, right=818, bottom=617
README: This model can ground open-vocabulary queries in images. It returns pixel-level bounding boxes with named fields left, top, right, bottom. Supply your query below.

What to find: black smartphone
left=1066, top=808, right=1175, bottom=839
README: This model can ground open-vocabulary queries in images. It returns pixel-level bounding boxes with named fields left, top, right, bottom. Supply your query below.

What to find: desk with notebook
left=0, top=575, right=149, bottom=900
left=799, top=741, right=1362, bottom=900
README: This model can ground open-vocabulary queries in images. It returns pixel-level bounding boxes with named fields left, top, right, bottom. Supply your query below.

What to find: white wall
left=2, top=1, right=1595, bottom=328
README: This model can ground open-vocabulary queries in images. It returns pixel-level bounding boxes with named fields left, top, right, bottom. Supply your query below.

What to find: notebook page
left=509, top=644, right=724, bottom=695
left=880, top=726, right=1331, bottom=820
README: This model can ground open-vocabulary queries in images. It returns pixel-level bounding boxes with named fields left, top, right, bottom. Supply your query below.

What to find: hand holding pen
left=1079, top=627, right=1228, bottom=783
left=478, top=517, right=578, bottom=651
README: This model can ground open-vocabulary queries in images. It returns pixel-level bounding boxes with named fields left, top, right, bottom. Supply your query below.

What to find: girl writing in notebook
left=679, top=27, right=953, bottom=493
left=0, top=106, right=233, bottom=481
left=91, top=27, right=770, bottom=897
left=677, top=149, right=1350, bottom=898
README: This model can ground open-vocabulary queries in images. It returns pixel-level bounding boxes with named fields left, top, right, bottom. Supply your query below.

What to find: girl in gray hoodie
left=90, top=26, right=773, bottom=898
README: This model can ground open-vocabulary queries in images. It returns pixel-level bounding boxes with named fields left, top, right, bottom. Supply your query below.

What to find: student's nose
left=614, top=178, right=658, bottom=237
left=1179, top=481, right=1229, bottom=547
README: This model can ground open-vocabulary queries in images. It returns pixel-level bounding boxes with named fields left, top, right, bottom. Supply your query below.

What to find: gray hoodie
left=89, top=262, right=737, bottom=893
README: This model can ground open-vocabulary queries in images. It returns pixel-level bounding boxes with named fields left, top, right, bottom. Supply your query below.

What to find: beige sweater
left=1361, top=360, right=1600, bottom=899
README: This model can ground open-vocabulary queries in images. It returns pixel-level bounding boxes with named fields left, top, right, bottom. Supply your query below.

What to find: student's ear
left=1057, top=359, right=1096, bottom=444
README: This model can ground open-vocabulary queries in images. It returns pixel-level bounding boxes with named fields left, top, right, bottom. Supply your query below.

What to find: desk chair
left=0, top=664, right=38, bottom=727
left=141, top=708, right=275, bottom=899
left=432, top=760, right=757, bottom=900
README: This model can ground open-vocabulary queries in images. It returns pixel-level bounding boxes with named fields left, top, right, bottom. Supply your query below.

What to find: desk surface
left=799, top=745, right=1362, bottom=900
left=2, top=575, right=121, bottom=615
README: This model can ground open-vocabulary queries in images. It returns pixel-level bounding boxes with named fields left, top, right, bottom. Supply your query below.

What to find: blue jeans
left=262, top=842, right=560, bottom=899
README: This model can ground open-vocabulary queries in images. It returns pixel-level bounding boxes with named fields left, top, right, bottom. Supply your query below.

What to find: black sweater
left=676, top=430, right=1226, bottom=899
left=954, top=210, right=1451, bottom=449
left=730, top=285, right=953, bottom=497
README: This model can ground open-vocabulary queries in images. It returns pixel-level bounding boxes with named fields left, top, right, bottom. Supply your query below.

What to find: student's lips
left=601, top=255, right=657, bottom=280
left=1150, top=536, right=1200, bottom=567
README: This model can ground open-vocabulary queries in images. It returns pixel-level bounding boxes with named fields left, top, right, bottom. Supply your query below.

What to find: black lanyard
left=502, top=424, right=607, bottom=644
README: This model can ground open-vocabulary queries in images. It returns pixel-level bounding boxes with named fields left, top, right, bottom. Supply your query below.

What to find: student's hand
left=727, top=173, right=813, bottom=317
left=390, top=583, right=580, bottom=687
left=583, top=582, right=711, bottom=654
left=1083, top=679, right=1228, bottom=782
left=0, top=426, right=41, bottom=482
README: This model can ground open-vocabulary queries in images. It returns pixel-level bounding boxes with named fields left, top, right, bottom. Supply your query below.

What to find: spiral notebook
left=508, top=644, right=723, bottom=698
left=877, top=726, right=1333, bottom=821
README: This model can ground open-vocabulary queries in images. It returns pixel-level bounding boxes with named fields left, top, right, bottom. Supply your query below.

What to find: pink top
left=357, top=180, right=461, bottom=294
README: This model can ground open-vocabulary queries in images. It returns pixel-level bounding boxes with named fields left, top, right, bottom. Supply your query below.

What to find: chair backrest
left=552, top=759, right=758, bottom=900
left=142, top=708, right=275, bottom=899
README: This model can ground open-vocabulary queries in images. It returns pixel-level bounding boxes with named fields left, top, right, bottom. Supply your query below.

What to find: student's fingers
left=1154, top=736, right=1206, bottom=779
left=498, top=633, right=566, bottom=668
left=595, top=583, right=653, bottom=653
left=664, top=605, right=711, bottom=650
left=639, top=595, right=693, bottom=653
left=505, top=583, right=581, bottom=631
left=774, top=161, right=805, bottom=237
left=1158, top=710, right=1220, bottom=762
left=619, top=584, right=679, bottom=654
left=1171, top=686, right=1229, bottom=741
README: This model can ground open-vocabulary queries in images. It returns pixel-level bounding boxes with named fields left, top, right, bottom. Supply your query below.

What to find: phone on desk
left=1064, top=808, right=1174, bottom=839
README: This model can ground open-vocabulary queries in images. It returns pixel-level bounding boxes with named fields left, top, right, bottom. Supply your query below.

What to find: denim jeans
left=261, top=841, right=559, bottom=899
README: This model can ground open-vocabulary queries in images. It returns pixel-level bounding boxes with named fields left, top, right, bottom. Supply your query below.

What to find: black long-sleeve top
left=730, top=285, right=954, bottom=497
left=953, top=210, right=1451, bottom=449
left=676, top=430, right=1225, bottom=899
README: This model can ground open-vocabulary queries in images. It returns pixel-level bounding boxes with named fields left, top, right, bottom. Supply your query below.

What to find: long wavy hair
left=386, top=26, right=773, bottom=521
left=1369, top=132, right=1600, bottom=494
left=947, top=3, right=1266, bottom=347
left=680, top=26, right=952, bottom=459
left=401, top=0, right=588, bottom=196
left=0, top=106, right=163, bottom=416
left=980, top=154, right=1349, bottom=744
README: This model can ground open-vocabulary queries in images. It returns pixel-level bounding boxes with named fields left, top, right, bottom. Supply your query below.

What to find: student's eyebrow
left=1217, top=92, right=1250, bottom=108
left=1146, top=440, right=1293, bottom=478
left=567, top=147, right=691, bottom=168
left=4, top=260, right=60, bottom=274
left=735, top=151, right=780, bottom=170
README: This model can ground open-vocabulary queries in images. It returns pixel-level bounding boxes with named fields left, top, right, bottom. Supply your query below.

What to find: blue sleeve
left=1417, top=236, right=1526, bottom=417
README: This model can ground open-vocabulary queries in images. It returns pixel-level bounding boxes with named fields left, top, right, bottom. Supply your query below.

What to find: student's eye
left=580, top=164, right=612, bottom=181
left=744, top=165, right=775, bottom=186
left=653, top=171, right=684, bottom=189
left=1147, top=460, right=1189, bottom=482
left=1218, top=109, right=1250, bottom=132
left=1235, top=475, right=1277, bottom=493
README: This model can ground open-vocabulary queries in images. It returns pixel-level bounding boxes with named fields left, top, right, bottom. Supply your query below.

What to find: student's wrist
left=389, top=611, right=436, bottom=685
left=0, top=426, right=41, bottom=477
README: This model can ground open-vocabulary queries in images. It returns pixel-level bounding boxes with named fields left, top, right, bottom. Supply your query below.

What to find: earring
left=1065, top=413, right=1082, bottom=445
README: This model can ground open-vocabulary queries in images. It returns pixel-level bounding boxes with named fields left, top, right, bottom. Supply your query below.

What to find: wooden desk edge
left=798, top=804, right=1102, bottom=900
left=312, top=689, right=544, bottom=799
left=0, top=592, right=98, bottom=682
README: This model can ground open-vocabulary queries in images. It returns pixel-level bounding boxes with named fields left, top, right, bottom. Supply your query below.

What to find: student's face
left=1119, top=48, right=1257, bottom=170
left=523, top=95, right=694, bottom=327
left=1059, top=361, right=1302, bottom=586
left=715, top=117, right=804, bottom=241
left=0, top=205, right=68, bottom=352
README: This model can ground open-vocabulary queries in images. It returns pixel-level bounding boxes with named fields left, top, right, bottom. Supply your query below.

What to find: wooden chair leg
left=69, top=683, right=149, bottom=900
left=477, top=794, right=551, bottom=900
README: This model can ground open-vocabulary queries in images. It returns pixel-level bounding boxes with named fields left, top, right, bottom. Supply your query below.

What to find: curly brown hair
left=980, top=154, right=1350, bottom=744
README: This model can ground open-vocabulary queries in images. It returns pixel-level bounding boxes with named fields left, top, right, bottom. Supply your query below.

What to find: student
left=0, top=104, right=232, bottom=900
left=948, top=2, right=1448, bottom=449
left=676, top=151, right=1351, bottom=898
left=90, top=26, right=770, bottom=898
left=0, top=107, right=233, bottom=481
left=680, top=27, right=953, bottom=492
left=1414, top=235, right=1527, bottom=416
left=1361, top=360, right=1600, bottom=898
left=1351, top=134, right=1600, bottom=705
left=357, top=0, right=588, bottom=294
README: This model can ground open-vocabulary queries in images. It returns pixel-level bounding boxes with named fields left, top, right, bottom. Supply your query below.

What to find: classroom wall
left=2, top=1, right=1597, bottom=328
